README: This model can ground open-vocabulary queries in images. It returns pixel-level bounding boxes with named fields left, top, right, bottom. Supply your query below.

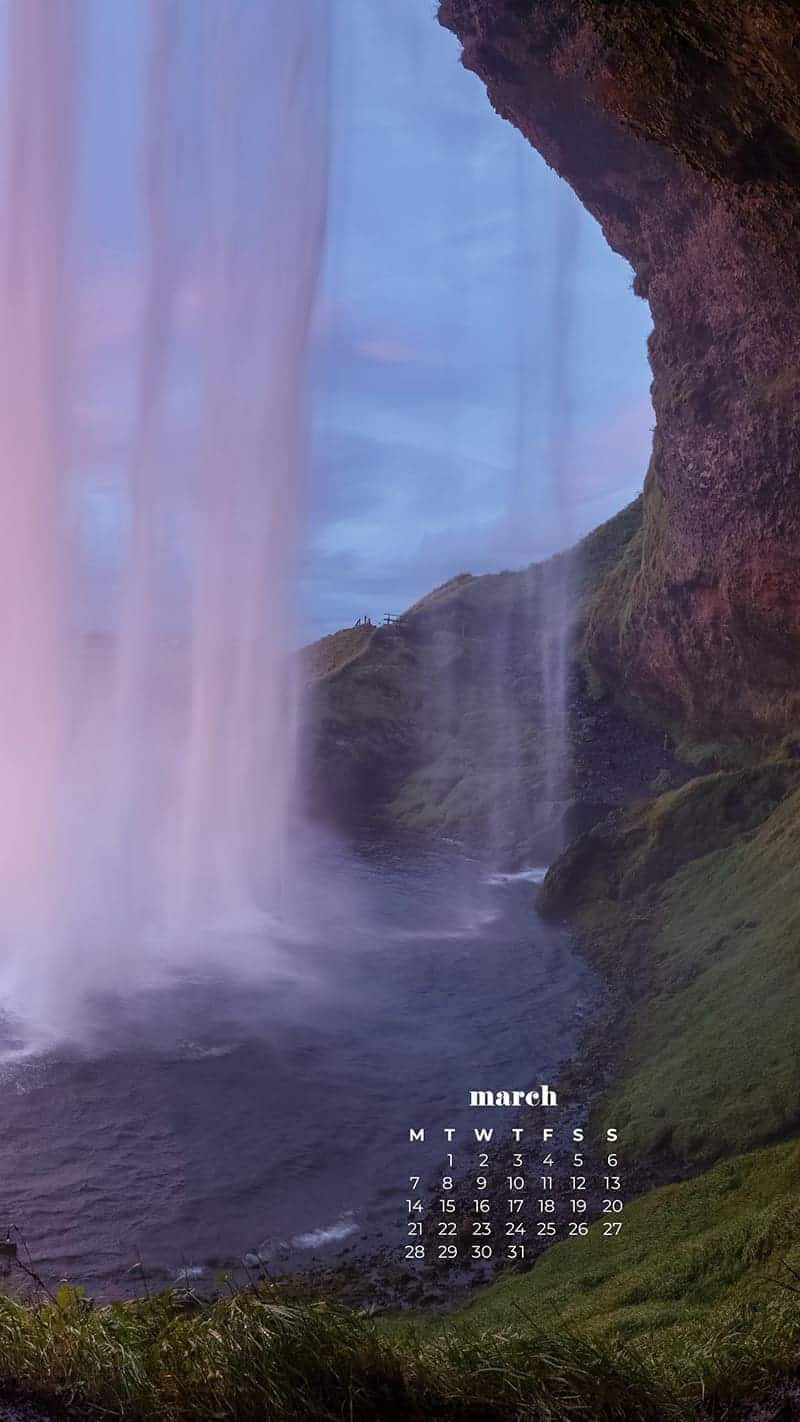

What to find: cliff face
left=439, top=0, right=800, bottom=737
left=304, top=500, right=685, bottom=850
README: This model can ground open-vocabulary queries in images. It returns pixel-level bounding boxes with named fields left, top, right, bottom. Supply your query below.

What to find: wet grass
left=542, top=753, right=800, bottom=1165
left=597, top=781, right=800, bottom=1161
left=448, top=1137, right=800, bottom=1416
left=0, top=1279, right=683, bottom=1420
left=3, top=1134, right=800, bottom=1421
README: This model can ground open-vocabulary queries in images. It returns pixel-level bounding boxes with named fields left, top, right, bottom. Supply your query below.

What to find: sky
left=55, top=0, right=652, bottom=645
left=303, top=0, right=654, bottom=639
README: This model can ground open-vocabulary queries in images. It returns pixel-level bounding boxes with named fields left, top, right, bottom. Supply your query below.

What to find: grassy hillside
left=450, top=1137, right=800, bottom=1411
left=601, top=782, right=800, bottom=1163
left=305, top=498, right=684, bottom=851
left=301, top=623, right=374, bottom=681
left=541, top=759, right=800, bottom=1165
left=2, top=1139, right=799, bottom=1419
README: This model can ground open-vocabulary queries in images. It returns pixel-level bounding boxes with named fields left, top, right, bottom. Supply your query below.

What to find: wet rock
left=440, top=0, right=800, bottom=741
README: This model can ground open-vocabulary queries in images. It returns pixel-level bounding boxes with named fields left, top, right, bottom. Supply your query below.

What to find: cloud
left=67, top=0, right=655, bottom=652
left=301, top=389, right=653, bottom=640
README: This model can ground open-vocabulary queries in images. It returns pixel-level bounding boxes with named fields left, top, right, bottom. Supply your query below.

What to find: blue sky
left=66, top=0, right=652, bottom=643
left=303, top=0, right=653, bottom=638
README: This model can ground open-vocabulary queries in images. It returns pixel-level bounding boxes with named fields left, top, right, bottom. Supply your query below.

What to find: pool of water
left=0, top=840, right=594, bottom=1295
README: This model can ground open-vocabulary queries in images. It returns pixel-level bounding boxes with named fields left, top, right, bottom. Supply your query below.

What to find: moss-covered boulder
left=540, top=760, right=800, bottom=916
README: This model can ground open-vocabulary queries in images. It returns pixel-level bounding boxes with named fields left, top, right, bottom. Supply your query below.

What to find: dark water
left=0, top=842, right=594, bottom=1295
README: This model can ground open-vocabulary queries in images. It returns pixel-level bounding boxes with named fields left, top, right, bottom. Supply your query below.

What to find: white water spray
left=538, top=191, right=580, bottom=852
left=0, top=0, right=328, bottom=1036
left=507, top=165, right=581, bottom=859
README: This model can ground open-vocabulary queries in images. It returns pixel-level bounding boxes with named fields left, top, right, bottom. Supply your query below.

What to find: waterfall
left=0, top=0, right=328, bottom=1037
left=538, top=191, right=581, bottom=855
left=508, top=161, right=581, bottom=861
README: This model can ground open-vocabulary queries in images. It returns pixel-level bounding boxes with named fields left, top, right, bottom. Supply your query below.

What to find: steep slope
left=453, top=1135, right=800, bottom=1410
left=439, top=0, right=800, bottom=738
left=304, top=499, right=684, bottom=853
left=301, top=622, right=374, bottom=682
left=540, top=757, right=800, bottom=1164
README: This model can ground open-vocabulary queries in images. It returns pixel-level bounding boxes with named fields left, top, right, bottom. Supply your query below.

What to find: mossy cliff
left=540, top=756, right=800, bottom=1164
left=439, top=0, right=800, bottom=739
left=304, top=498, right=684, bottom=852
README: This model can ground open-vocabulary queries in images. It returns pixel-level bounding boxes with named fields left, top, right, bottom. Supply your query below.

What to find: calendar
left=403, top=1094, right=623, bottom=1269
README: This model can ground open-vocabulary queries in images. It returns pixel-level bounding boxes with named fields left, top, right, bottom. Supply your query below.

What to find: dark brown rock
left=439, top=0, right=800, bottom=736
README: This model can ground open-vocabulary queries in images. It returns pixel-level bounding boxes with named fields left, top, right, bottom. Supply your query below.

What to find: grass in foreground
left=1, top=1139, right=799, bottom=1419
left=450, top=1137, right=800, bottom=1412
left=0, top=1278, right=680, bottom=1421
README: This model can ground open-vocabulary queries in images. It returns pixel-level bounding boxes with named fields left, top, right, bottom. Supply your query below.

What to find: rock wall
left=439, top=0, right=800, bottom=736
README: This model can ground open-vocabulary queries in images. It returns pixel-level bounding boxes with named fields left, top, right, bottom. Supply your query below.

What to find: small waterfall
left=504, top=164, right=580, bottom=863
left=0, top=0, right=328, bottom=1037
left=410, top=164, right=582, bottom=871
left=538, top=192, right=581, bottom=854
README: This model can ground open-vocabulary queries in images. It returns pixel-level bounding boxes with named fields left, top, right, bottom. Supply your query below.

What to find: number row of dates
left=410, top=1174, right=622, bottom=1194
left=409, top=1218, right=623, bottom=1239
left=409, top=1197, right=624, bottom=1216
left=405, top=1223, right=623, bottom=1262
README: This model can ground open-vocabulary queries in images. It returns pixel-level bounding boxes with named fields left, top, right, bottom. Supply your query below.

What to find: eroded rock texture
left=439, top=0, right=800, bottom=736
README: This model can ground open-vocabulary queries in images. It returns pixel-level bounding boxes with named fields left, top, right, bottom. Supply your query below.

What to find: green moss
left=448, top=1138, right=800, bottom=1407
left=308, top=499, right=648, bottom=837
left=544, top=755, right=800, bottom=1165
left=541, top=761, right=800, bottom=916
left=619, top=762, right=800, bottom=897
left=672, top=739, right=751, bottom=772
left=599, top=783, right=800, bottom=1160
left=575, top=495, right=643, bottom=611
